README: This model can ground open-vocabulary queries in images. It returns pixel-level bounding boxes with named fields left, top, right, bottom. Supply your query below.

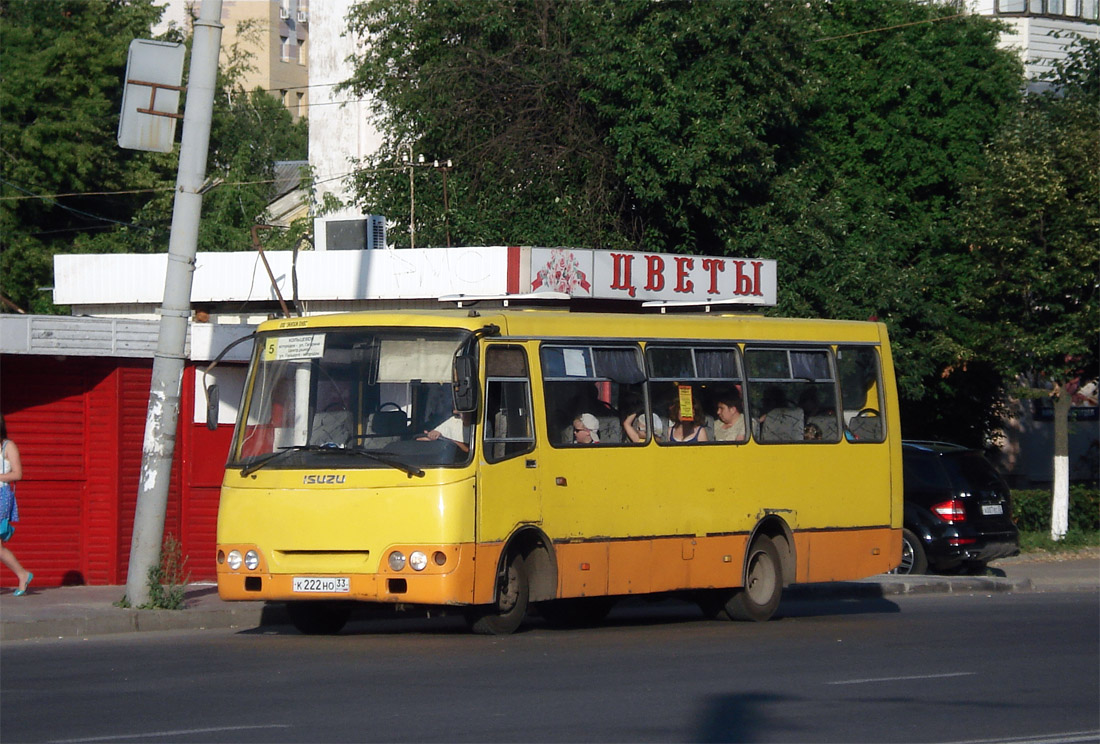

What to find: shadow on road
left=244, top=590, right=901, bottom=637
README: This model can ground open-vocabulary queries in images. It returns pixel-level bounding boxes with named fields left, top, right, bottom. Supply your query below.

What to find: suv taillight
left=932, top=499, right=967, bottom=523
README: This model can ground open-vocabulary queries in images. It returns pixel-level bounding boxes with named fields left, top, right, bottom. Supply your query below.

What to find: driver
left=418, top=411, right=472, bottom=453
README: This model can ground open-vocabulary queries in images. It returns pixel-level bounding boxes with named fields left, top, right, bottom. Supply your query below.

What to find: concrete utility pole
left=126, top=0, right=223, bottom=606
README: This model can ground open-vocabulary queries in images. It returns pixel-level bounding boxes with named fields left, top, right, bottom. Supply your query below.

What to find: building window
left=280, top=35, right=293, bottom=62
left=997, top=0, right=1099, bottom=19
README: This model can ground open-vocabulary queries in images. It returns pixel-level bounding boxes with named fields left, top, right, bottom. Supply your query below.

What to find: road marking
left=52, top=725, right=291, bottom=743
left=828, top=671, right=976, bottom=685
left=938, top=733, right=1100, bottom=744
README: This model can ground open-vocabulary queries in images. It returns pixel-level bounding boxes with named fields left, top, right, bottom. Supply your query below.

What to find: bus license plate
left=981, top=504, right=1003, bottom=516
left=293, top=577, right=350, bottom=593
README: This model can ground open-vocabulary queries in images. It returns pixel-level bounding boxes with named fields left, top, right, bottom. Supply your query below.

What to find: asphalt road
left=2, top=592, right=1097, bottom=744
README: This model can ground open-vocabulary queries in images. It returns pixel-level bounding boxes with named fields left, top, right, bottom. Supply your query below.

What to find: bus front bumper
left=216, top=542, right=481, bottom=606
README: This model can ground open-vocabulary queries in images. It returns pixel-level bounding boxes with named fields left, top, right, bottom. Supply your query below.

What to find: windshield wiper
left=239, top=444, right=424, bottom=478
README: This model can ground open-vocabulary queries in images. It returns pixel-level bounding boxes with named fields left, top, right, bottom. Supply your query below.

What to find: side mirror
left=452, top=354, right=478, bottom=413
left=205, top=384, right=220, bottom=431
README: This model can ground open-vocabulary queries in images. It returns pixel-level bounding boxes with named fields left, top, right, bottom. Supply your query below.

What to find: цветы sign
left=510, top=247, right=776, bottom=305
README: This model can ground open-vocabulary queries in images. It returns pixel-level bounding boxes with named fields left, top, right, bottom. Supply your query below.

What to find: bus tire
left=725, top=537, right=782, bottom=622
left=286, top=600, right=352, bottom=635
left=467, top=553, right=529, bottom=635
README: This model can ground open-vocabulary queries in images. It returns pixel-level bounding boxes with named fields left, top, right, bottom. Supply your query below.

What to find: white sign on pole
left=117, top=39, right=186, bottom=153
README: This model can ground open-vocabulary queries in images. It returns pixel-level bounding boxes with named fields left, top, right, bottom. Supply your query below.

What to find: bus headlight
left=409, top=551, right=428, bottom=572
left=388, top=551, right=407, bottom=571
left=227, top=550, right=243, bottom=570
left=244, top=550, right=260, bottom=570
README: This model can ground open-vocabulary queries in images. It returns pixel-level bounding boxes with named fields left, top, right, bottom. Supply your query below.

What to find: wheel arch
left=747, top=515, right=796, bottom=588
left=499, top=525, right=557, bottom=603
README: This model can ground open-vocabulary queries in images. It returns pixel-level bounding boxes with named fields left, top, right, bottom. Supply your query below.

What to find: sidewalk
left=1, top=551, right=1096, bottom=641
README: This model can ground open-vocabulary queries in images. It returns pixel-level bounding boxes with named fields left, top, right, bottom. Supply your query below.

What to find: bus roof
left=258, top=309, right=888, bottom=345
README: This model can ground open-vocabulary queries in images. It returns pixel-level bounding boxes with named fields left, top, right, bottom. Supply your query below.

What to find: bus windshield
left=231, top=327, right=472, bottom=472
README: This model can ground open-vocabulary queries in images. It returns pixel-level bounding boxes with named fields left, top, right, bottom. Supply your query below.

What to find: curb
left=785, top=576, right=1031, bottom=601
left=0, top=604, right=281, bottom=642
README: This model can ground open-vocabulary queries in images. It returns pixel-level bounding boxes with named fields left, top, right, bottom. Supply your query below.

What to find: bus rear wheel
left=286, top=600, right=352, bottom=635
left=466, top=553, right=529, bottom=635
left=725, top=537, right=782, bottom=622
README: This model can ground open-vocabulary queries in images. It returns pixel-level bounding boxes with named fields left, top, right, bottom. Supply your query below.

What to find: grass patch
left=1018, top=529, right=1100, bottom=554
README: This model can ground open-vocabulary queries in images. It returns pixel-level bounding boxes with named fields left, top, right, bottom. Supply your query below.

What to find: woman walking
left=0, top=413, right=32, bottom=596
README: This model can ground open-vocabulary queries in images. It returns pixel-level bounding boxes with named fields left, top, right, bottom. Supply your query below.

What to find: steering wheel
left=377, top=402, right=403, bottom=412
left=855, top=408, right=880, bottom=418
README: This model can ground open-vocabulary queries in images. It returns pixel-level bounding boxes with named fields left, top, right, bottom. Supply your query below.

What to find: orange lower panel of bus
left=217, top=527, right=899, bottom=606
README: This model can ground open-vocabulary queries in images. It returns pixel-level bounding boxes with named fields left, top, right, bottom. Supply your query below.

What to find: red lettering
left=609, top=253, right=636, bottom=298
left=673, top=257, right=694, bottom=294
left=751, top=260, right=763, bottom=296
left=733, top=260, right=754, bottom=296
left=701, top=258, right=724, bottom=295
left=645, top=255, right=665, bottom=292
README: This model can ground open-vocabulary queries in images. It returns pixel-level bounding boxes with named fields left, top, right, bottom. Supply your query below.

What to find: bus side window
left=745, top=347, right=837, bottom=443
left=837, top=346, right=885, bottom=443
left=484, top=346, right=535, bottom=463
left=541, top=344, right=646, bottom=446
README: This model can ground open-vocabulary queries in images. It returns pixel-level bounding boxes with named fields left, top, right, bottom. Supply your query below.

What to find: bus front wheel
left=286, top=600, right=352, bottom=635
left=725, top=537, right=782, bottom=622
left=467, top=553, right=529, bottom=635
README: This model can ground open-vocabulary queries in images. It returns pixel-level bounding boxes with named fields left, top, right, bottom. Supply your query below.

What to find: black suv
left=895, top=441, right=1020, bottom=574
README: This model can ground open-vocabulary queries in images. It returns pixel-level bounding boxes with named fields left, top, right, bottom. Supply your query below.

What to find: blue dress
left=0, top=440, right=18, bottom=525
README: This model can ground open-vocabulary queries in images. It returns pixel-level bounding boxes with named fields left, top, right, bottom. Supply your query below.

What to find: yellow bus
left=215, top=309, right=902, bottom=634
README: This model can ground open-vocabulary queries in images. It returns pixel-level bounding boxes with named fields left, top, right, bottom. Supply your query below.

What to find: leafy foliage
left=730, top=0, right=1023, bottom=413
left=0, top=0, right=170, bottom=313
left=0, top=2, right=308, bottom=312
left=342, top=0, right=1027, bottom=445
left=961, top=35, right=1100, bottom=390
left=1013, top=486, right=1100, bottom=532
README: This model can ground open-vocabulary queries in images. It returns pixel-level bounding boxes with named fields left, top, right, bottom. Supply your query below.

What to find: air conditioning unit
left=278, top=6, right=290, bottom=19
left=296, top=10, right=309, bottom=22
left=323, top=216, right=388, bottom=251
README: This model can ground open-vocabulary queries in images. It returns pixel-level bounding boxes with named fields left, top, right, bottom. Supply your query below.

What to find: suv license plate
left=293, top=577, right=350, bottom=593
left=981, top=504, right=1004, bottom=516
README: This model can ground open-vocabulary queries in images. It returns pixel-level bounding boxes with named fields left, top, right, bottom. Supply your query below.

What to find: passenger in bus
left=755, top=386, right=805, bottom=441
left=713, top=393, right=747, bottom=442
left=418, top=411, right=472, bottom=453
left=804, top=423, right=823, bottom=441
left=621, top=410, right=662, bottom=443
left=666, top=403, right=708, bottom=443
left=572, top=413, right=600, bottom=444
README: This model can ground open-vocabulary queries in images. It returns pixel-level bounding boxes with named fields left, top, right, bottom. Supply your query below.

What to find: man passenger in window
left=714, top=392, right=747, bottom=442
left=572, top=413, right=600, bottom=444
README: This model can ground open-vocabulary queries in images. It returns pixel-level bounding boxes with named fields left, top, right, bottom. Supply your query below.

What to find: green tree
left=342, top=0, right=626, bottom=249
left=962, top=35, right=1099, bottom=535
left=0, top=0, right=170, bottom=313
left=729, top=0, right=1022, bottom=437
left=0, top=4, right=308, bottom=312
left=346, top=0, right=1041, bottom=447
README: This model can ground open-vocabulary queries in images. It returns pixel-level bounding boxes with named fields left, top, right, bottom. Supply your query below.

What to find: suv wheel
left=892, top=528, right=928, bottom=575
